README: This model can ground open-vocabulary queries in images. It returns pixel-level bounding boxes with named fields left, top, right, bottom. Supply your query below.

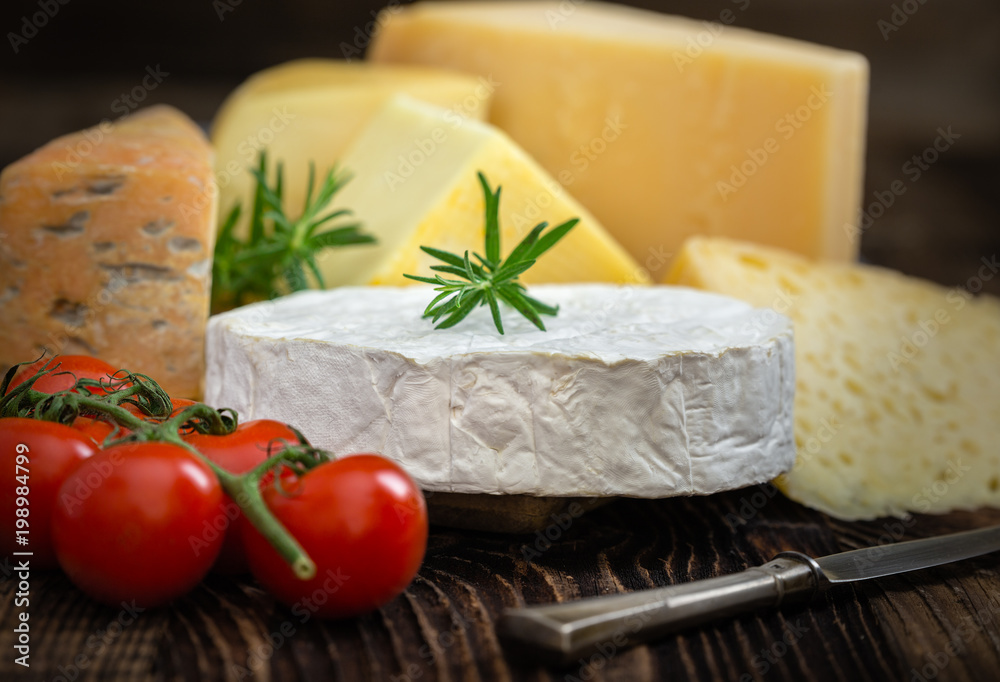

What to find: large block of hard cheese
left=318, top=95, right=648, bottom=287
left=369, top=1, right=869, bottom=279
left=666, top=237, right=1000, bottom=519
left=205, top=285, right=795, bottom=497
left=211, top=59, right=493, bottom=236
left=0, top=106, right=216, bottom=398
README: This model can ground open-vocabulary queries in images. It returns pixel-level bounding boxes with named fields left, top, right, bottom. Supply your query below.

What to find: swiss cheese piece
left=205, top=285, right=795, bottom=497
left=211, top=59, right=494, bottom=235
left=0, top=106, right=216, bottom=398
left=318, top=95, right=649, bottom=287
left=369, top=1, right=869, bottom=279
left=665, top=237, right=1000, bottom=519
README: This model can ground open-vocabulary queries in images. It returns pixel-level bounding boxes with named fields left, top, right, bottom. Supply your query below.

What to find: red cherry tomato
left=71, top=416, right=117, bottom=445
left=0, top=419, right=97, bottom=569
left=242, top=454, right=428, bottom=619
left=7, top=355, right=119, bottom=395
left=186, top=419, right=301, bottom=574
left=51, top=442, right=224, bottom=607
left=167, top=398, right=198, bottom=418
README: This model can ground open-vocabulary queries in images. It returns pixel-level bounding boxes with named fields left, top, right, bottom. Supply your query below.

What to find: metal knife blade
left=497, top=524, right=1000, bottom=665
left=816, top=524, right=1000, bottom=582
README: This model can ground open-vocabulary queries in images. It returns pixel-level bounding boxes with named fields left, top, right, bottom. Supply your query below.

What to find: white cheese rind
left=205, top=285, right=795, bottom=497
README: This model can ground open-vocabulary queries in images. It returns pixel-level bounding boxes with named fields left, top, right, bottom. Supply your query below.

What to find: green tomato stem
left=198, top=453, right=317, bottom=581
left=4, top=368, right=319, bottom=582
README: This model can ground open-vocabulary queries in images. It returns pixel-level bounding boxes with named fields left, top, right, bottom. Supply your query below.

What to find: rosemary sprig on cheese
left=404, top=172, right=578, bottom=334
left=211, top=151, right=376, bottom=313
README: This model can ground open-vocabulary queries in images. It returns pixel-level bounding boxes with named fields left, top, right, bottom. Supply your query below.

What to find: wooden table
left=3, top=490, right=999, bottom=681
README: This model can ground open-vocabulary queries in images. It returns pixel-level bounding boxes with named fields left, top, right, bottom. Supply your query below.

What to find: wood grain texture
left=3, top=491, right=1000, bottom=682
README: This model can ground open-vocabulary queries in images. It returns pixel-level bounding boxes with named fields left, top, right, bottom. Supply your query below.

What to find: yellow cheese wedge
left=665, top=236, right=1000, bottom=520
left=317, top=95, right=649, bottom=287
left=369, top=1, right=869, bottom=279
left=0, top=105, right=216, bottom=398
left=211, top=59, right=495, bottom=235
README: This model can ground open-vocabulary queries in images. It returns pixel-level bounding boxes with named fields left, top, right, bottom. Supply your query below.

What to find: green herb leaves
left=211, top=151, right=375, bottom=313
left=403, top=172, right=578, bottom=334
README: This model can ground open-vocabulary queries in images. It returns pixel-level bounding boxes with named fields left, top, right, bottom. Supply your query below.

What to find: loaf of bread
left=0, top=105, right=217, bottom=398
left=666, top=236, right=1000, bottom=519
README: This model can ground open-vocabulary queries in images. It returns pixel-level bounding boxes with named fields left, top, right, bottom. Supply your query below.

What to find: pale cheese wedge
left=369, top=1, right=869, bottom=279
left=211, top=59, right=494, bottom=237
left=665, top=236, right=1000, bottom=519
left=316, top=95, right=650, bottom=287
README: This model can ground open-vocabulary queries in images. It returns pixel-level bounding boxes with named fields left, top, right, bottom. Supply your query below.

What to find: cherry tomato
left=186, top=419, right=300, bottom=574
left=51, top=442, right=224, bottom=607
left=0, top=419, right=98, bottom=569
left=242, top=454, right=428, bottom=618
left=71, top=416, right=117, bottom=445
left=167, top=398, right=198, bottom=418
left=6, top=355, right=119, bottom=395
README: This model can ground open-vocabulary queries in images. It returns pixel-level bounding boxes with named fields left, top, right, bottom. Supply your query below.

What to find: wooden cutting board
left=2, top=489, right=999, bottom=681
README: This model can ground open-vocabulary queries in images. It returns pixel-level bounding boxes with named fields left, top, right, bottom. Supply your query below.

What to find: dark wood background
left=1, top=0, right=998, bottom=293
left=3, top=491, right=1000, bottom=681
left=1, top=1, right=999, bottom=680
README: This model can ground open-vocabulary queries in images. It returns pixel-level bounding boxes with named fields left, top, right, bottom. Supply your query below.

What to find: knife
left=496, top=524, right=1000, bottom=665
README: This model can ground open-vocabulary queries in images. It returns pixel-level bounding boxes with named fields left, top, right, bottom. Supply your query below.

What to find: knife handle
left=497, top=552, right=826, bottom=665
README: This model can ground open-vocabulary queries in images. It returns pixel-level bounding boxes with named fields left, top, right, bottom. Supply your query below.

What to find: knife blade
left=497, top=524, right=1000, bottom=665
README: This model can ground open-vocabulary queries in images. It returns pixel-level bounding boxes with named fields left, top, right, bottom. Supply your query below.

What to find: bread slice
left=665, top=236, right=1000, bottom=519
left=0, top=105, right=216, bottom=398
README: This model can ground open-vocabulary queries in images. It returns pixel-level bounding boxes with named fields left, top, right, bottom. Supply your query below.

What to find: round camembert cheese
left=205, top=285, right=795, bottom=497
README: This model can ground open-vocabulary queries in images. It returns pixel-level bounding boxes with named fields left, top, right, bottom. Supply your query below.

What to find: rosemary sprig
left=211, top=151, right=376, bottom=313
left=403, top=172, right=578, bottom=334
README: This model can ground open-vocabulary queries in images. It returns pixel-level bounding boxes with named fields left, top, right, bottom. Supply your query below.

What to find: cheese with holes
left=205, top=284, right=795, bottom=497
left=318, top=95, right=649, bottom=287
left=369, top=1, right=869, bottom=279
left=0, top=105, right=216, bottom=398
left=665, top=237, right=1000, bottom=519
left=211, top=59, right=494, bottom=236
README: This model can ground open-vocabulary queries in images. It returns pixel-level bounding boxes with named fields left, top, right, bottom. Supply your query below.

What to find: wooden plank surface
left=3, top=490, right=1000, bottom=681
